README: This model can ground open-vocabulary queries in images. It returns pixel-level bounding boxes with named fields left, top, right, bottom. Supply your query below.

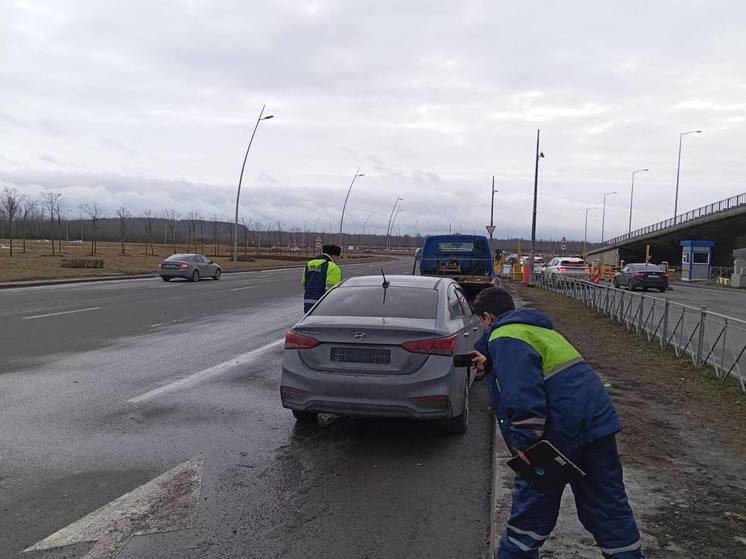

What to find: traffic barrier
left=534, top=274, right=746, bottom=393
left=592, top=266, right=601, bottom=284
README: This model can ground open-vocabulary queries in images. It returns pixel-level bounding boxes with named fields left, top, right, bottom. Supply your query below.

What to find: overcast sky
left=1, top=0, right=744, bottom=241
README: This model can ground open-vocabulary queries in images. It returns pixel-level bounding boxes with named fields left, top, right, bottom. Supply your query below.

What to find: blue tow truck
left=413, top=234, right=495, bottom=302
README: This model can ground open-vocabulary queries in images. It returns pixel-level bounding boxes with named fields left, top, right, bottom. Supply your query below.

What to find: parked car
left=613, top=263, right=668, bottom=292
left=544, top=257, right=590, bottom=280
left=158, top=253, right=221, bottom=282
left=280, top=275, right=479, bottom=433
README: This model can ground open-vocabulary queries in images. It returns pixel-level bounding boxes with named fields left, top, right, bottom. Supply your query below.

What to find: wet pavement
left=0, top=259, right=493, bottom=558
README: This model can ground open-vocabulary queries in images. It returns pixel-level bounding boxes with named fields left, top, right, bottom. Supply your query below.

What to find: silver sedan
left=158, top=253, right=222, bottom=282
left=280, top=275, right=480, bottom=433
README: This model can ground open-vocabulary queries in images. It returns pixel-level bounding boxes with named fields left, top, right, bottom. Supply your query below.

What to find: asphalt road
left=0, top=259, right=492, bottom=559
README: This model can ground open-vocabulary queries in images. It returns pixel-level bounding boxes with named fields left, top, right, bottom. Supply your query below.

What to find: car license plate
left=330, top=347, right=391, bottom=364
left=648, top=274, right=659, bottom=278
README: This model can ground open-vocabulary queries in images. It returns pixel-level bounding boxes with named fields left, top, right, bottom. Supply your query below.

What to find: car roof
left=340, top=274, right=444, bottom=289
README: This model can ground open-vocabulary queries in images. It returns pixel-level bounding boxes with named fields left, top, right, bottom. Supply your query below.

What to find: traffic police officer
left=471, top=287, right=644, bottom=559
left=301, top=244, right=342, bottom=312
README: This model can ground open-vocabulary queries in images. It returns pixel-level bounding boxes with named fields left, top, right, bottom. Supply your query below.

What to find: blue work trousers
left=497, top=435, right=643, bottom=559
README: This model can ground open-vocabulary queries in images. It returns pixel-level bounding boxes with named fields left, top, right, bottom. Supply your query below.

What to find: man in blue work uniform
left=301, top=244, right=342, bottom=312
left=471, top=287, right=644, bottom=559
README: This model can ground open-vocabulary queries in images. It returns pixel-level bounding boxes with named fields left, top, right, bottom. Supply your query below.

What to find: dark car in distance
left=158, top=253, right=221, bottom=282
left=613, top=263, right=668, bottom=292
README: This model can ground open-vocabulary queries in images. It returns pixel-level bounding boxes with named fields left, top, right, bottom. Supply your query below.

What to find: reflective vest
left=484, top=307, right=622, bottom=454
left=301, top=254, right=342, bottom=305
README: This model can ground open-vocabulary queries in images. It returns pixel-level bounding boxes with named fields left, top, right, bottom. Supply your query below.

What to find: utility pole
left=489, top=176, right=497, bottom=255
left=528, top=129, right=544, bottom=285
left=673, top=130, right=702, bottom=224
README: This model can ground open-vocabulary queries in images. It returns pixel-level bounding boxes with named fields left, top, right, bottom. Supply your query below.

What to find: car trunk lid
left=292, top=316, right=441, bottom=374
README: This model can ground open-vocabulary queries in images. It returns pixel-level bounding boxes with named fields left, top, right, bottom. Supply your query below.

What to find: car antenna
left=381, top=268, right=390, bottom=305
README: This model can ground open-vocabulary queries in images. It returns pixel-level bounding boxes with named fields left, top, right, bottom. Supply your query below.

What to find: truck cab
left=413, top=235, right=495, bottom=302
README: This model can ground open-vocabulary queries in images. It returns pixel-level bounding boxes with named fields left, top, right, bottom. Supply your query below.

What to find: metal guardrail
left=602, top=192, right=746, bottom=247
left=534, top=275, right=746, bottom=393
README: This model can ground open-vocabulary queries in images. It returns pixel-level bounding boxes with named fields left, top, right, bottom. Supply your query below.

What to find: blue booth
left=680, top=240, right=714, bottom=282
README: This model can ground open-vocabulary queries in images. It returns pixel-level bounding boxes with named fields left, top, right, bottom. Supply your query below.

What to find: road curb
left=489, top=415, right=498, bottom=559
left=0, top=258, right=399, bottom=290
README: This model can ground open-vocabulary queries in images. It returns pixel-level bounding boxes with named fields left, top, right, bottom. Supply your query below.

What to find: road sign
left=560, top=236, right=568, bottom=244
left=485, top=225, right=496, bottom=236
left=315, top=236, right=322, bottom=250
left=560, top=243, right=567, bottom=251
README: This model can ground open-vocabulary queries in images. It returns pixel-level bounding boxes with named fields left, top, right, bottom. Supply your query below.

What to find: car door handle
left=472, top=327, right=479, bottom=331
left=463, top=332, right=470, bottom=337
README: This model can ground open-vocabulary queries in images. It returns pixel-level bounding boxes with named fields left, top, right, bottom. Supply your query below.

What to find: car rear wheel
left=446, top=383, right=469, bottom=434
left=613, top=279, right=619, bottom=288
left=658, top=287, right=666, bottom=293
left=292, top=410, right=318, bottom=422
left=213, top=268, right=221, bottom=280
left=191, top=270, right=200, bottom=282
left=161, top=276, right=171, bottom=282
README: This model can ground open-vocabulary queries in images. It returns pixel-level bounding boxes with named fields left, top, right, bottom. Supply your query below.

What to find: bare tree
left=80, top=203, right=105, bottom=255
left=144, top=209, right=155, bottom=255
left=42, top=192, right=63, bottom=255
left=19, top=195, right=37, bottom=254
left=1, top=187, right=20, bottom=256
left=163, top=209, right=179, bottom=253
left=211, top=215, right=218, bottom=255
left=56, top=196, right=67, bottom=254
left=186, top=211, right=198, bottom=253
left=116, top=207, right=131, bottom=254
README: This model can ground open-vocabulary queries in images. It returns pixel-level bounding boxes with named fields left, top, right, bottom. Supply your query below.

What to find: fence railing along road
left=534, top=275, right=746, bottom=393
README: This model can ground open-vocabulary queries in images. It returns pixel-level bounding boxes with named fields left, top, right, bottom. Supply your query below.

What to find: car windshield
left=312, top=287, right=438, bottom=319
left=165, top=254, right=186, bottom=261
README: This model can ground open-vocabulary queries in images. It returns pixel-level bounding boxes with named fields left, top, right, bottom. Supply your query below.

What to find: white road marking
left=128, top=338, right=284, bottom=403
left=25, top=455, right=203, bottom=558
left=22, top=307, right=102, bottom=320
left=230, top=285, right=257, bottom=291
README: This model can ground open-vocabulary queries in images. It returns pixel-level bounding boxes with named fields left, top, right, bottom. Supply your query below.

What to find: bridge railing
left=533, top=274, right=746, bottom=393
left=602, top=192, right=746, bottom=247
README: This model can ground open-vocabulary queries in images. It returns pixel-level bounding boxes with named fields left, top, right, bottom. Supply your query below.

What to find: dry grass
left=0, top=240, right=383, bottom=282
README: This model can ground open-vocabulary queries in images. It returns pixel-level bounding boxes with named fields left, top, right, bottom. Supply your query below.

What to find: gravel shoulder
left=492, top=283, right=746, bottom=558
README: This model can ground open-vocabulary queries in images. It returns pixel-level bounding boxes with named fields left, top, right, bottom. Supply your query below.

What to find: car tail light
left=635, top=272, right=645, bottom=277
left=284, top=331, right=320, bottom=349
left=557, top=267, right=567, bottom=272
left=401, top=334, right=457, bottom=356
left=179, top=262, right=189, bottom=269
left=584, top=266, right=590, bottom=273
left=664, top=273, right=669, bottom=284
left=415, top=394, right=449, bottom=409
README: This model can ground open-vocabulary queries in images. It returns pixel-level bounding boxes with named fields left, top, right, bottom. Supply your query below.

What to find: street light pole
left=234, top=105, right=274, bottom=263
left=385, top=196, right=403, bottom=251
left=528, top=129, right=544, bottom=285
left=490, top=176, right=498, bottom=254
left=390, top=209, right=404, bottom=250
left=673, top=130, right=702, bottom=224
left=338, top=168, right=365, bottom=247
left=628, top=168, right=649, bottom=236
left=601, top=191, right=616, bottom=242
left=584, top=206, right=597, bottom=260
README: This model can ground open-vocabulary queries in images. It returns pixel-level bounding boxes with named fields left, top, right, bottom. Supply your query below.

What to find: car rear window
left=632, top=264, right=662, bottom=271
left=165, top=254, right=185, bottom=261
left=560, top=259, right=586, bottom=267
left=437, top=241, right=474, bottom=253
left=312, top=287, right=438, bottom=319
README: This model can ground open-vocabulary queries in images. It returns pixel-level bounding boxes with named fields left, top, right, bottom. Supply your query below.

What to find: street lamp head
left=262, top=115, right=275, bottom=120
left=357, top=173, right=365, bottom=177
left=539, top=152, right=545, bottom=158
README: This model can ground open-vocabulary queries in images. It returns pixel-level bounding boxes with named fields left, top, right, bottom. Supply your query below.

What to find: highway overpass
left=588, top=192, right=746, bottom=267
